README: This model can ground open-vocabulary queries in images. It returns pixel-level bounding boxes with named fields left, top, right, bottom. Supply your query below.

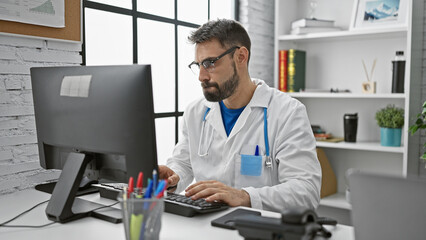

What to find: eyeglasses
left=188, top=46, right=240, bottom=76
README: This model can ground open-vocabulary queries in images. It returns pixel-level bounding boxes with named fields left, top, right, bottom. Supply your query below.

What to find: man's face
left=194, top=40, right=239, bottom=102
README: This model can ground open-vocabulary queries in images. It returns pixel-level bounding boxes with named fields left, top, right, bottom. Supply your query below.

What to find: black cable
left=0, top=199, right=119, bottom=228
left=0, top=199, right=53, bottom=228
left=1, top=222, right=57, bottom=228
left=90, top=201, right=119, bottom=213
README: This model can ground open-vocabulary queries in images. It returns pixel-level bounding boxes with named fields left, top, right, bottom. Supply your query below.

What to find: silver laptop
left=348, top=171, right=426, bottom=240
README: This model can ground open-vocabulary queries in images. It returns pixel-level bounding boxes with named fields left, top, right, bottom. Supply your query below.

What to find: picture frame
left=350, top=0, right=408, bottom=30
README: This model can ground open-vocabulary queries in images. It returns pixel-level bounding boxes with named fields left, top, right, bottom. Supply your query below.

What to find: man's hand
left=158, top=165, right=180, bottom=191
left=185, top=180, right=251, bottom=207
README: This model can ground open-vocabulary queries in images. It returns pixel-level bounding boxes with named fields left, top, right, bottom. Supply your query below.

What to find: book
left=287, top=49, right=306, bottom=92
left=291, top=27, right=341, bottom=35
left=314, top=133, right=332, bottom=140
left=300, top=89, right=331, bottom=93
left=317, top=137, right=344, bottom=143
left=291, top=18, right=335, bottom=29
left=278, top=50, right=288, bottom=92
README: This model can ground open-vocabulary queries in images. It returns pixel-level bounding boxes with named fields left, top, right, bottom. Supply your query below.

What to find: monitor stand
left=44, top=152, right=122, bottom=223
left=35, top=182, right=99, bottom=196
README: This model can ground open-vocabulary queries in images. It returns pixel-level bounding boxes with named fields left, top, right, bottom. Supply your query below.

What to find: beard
left=202, top=63, right=239, bottom=102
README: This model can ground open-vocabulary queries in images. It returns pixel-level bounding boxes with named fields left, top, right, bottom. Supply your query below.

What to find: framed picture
left=350, top=0, right=408, bottom=30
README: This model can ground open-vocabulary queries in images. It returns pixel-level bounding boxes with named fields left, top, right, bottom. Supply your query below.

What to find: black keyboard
left=164, top=192, right=229, bottom=217
left=97, top=184, right=229, bottom=217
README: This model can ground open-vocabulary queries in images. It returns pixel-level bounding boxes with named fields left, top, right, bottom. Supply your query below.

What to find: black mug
left=344, top=113, right=358, bottom=142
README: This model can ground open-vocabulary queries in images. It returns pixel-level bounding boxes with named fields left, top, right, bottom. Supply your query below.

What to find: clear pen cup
left=118, top=193, right=164, bottom=240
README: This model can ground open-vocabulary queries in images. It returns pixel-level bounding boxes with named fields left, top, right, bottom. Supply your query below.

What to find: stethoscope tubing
left=198, top=107, right=272, bottom=168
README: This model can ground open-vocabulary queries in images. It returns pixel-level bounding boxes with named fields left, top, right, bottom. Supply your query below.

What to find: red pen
left=127, top=176, right=134, bottom=198
left=136, top=172, right=143, bottom=195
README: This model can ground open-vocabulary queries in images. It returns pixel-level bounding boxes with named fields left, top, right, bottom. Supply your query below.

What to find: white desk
left=0, top=189, right=354, bottom=240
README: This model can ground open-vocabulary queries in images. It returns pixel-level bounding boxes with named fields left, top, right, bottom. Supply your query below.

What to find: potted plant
left=375, top=105, right=404, bottom=147
left=409, top=101, right=426, bottom=159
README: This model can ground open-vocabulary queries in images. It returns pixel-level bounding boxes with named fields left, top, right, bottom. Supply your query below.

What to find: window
left=83, top=0, right=237, bottom=165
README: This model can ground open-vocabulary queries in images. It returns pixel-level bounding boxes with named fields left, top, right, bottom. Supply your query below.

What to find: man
left=159, top=19, right=321, bottom=212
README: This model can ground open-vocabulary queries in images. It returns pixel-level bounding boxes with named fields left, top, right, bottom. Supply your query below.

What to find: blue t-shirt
left=219, top=101, right=246, bottom=136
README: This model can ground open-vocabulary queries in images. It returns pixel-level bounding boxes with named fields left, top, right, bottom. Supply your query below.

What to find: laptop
left=348, top=171, right=426, bottom=240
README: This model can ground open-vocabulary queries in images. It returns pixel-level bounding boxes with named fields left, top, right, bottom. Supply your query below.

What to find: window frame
left=81, top=0, right=239, bottom=144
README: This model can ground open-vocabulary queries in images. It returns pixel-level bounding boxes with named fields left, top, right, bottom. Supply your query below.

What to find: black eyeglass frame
left=188, top=46, right=241, bottom=73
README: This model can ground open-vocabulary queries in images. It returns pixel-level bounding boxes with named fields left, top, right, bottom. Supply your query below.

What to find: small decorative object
left=409, top=101, right=426, bottom=159
left=308, top=0, right=319, bottom=19
left=361, top=59, right=377, bottom=94
left=375, top=105, right=404, bottom=147
left=289, top=1, right=341, bottom=35
left=350, top=0, right=408, bottom=30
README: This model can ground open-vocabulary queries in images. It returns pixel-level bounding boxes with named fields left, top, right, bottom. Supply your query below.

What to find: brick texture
left=0, top=35, right=81, bottom=195
left=239, top=0, right=275, bottom=86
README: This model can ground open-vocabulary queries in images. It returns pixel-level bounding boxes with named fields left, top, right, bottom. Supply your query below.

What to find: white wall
left=0, top=34, right=81, bottom=194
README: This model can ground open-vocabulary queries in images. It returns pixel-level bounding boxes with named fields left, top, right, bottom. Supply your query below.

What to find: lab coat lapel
left=227, top=106, right=253, bottom=139
left=204, top=102, right=227, bottom=139
left=228, top=81, right=271, bottom=139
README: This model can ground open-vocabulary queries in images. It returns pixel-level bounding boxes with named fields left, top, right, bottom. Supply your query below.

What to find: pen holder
left=118, top=195, right=164, bottom=240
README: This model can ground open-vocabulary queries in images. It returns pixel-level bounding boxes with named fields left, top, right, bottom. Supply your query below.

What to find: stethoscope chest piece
left=265, top=156, right=272, bottom=168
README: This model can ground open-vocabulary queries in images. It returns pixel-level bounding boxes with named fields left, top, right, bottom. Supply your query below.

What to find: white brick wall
left=239, top=0, right=275, bottom=86
left=0, top=34, right=81, bottom=195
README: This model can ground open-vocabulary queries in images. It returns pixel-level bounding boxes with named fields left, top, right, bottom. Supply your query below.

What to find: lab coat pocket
left=235, top=154, right=272, bottom=189
left=240, top=155, right=262, bottom=176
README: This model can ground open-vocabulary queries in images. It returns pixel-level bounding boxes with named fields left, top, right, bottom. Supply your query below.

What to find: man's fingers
left=205, top=192, right=226, bottom=202
left=186, top=180, right=220, bottom=191
left=168, top=174, right=179, bottom=186
left=158, top=165, right=171, bottom=179
left=190, top=187, right=219, bottom=200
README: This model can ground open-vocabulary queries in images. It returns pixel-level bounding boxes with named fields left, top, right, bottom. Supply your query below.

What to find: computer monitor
left=31, top=65, right=158, bottom=223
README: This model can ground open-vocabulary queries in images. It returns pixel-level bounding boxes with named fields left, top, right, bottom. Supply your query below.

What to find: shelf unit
left=316, top=141, right=403, bottom=153
left=274, top=0, right=423, bottom=224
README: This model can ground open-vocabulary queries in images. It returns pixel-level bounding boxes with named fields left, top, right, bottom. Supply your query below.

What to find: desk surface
left=0, top=189, right=354, bottom=240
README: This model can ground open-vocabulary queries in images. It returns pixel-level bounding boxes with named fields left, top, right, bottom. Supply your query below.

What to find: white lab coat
left=167, top=79, right=321, bottom=212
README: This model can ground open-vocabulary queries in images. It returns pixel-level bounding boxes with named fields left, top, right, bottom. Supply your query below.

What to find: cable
left=0, top=199, right=54, bottom=228
left=0, top=198, right=119, bottom=228
left=1, top=222, right=56, bottom=228
left=90, top=201, right=119, bottom=213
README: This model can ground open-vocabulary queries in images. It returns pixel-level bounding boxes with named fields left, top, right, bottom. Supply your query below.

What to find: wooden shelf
left=278, top=27, right=407, bottom=42
left=320, top=193, right=351, bottom=210
left=288, top=92, right=405, bottom=99
left=316, top=141, right=404, bottom=153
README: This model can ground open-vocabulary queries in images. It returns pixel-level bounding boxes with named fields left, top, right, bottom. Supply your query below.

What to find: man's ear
left=236, top=47, right=249, bottom=65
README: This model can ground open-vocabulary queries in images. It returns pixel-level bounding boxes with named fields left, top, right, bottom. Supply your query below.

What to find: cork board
left=0, top=1, right=81, bottom=42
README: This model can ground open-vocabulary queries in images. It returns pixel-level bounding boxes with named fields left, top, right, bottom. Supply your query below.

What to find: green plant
left=375, top=105, right=404, bottom=128
left=409, top=101, right=426, bottom=159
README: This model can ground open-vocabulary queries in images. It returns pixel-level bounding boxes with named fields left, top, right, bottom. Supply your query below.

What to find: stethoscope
left=197, top=107, right=273, bottom=169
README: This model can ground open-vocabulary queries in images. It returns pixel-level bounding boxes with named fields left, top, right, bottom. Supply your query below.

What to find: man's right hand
left=158, top=165, right=180, bottom=191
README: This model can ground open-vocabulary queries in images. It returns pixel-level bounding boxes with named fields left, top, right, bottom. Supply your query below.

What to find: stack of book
left=290, top=18, right=340, bottom=35
left=278, top=49, right=305, bottom=92
left=311, top=125, right=344, bottom=143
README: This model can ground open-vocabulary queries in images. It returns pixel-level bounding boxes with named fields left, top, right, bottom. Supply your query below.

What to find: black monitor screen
left=31, top=65, right=158, bottom=223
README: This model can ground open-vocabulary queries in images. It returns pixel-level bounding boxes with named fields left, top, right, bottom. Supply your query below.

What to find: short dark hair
left=188, top=19, right=251, bottom=63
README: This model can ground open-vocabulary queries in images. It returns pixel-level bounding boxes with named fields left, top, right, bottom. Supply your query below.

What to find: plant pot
left=380, top=127, right=402, bottom=147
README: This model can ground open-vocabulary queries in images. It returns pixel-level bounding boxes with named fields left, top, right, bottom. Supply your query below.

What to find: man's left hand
left=185, top=180, right=251, bottom=207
